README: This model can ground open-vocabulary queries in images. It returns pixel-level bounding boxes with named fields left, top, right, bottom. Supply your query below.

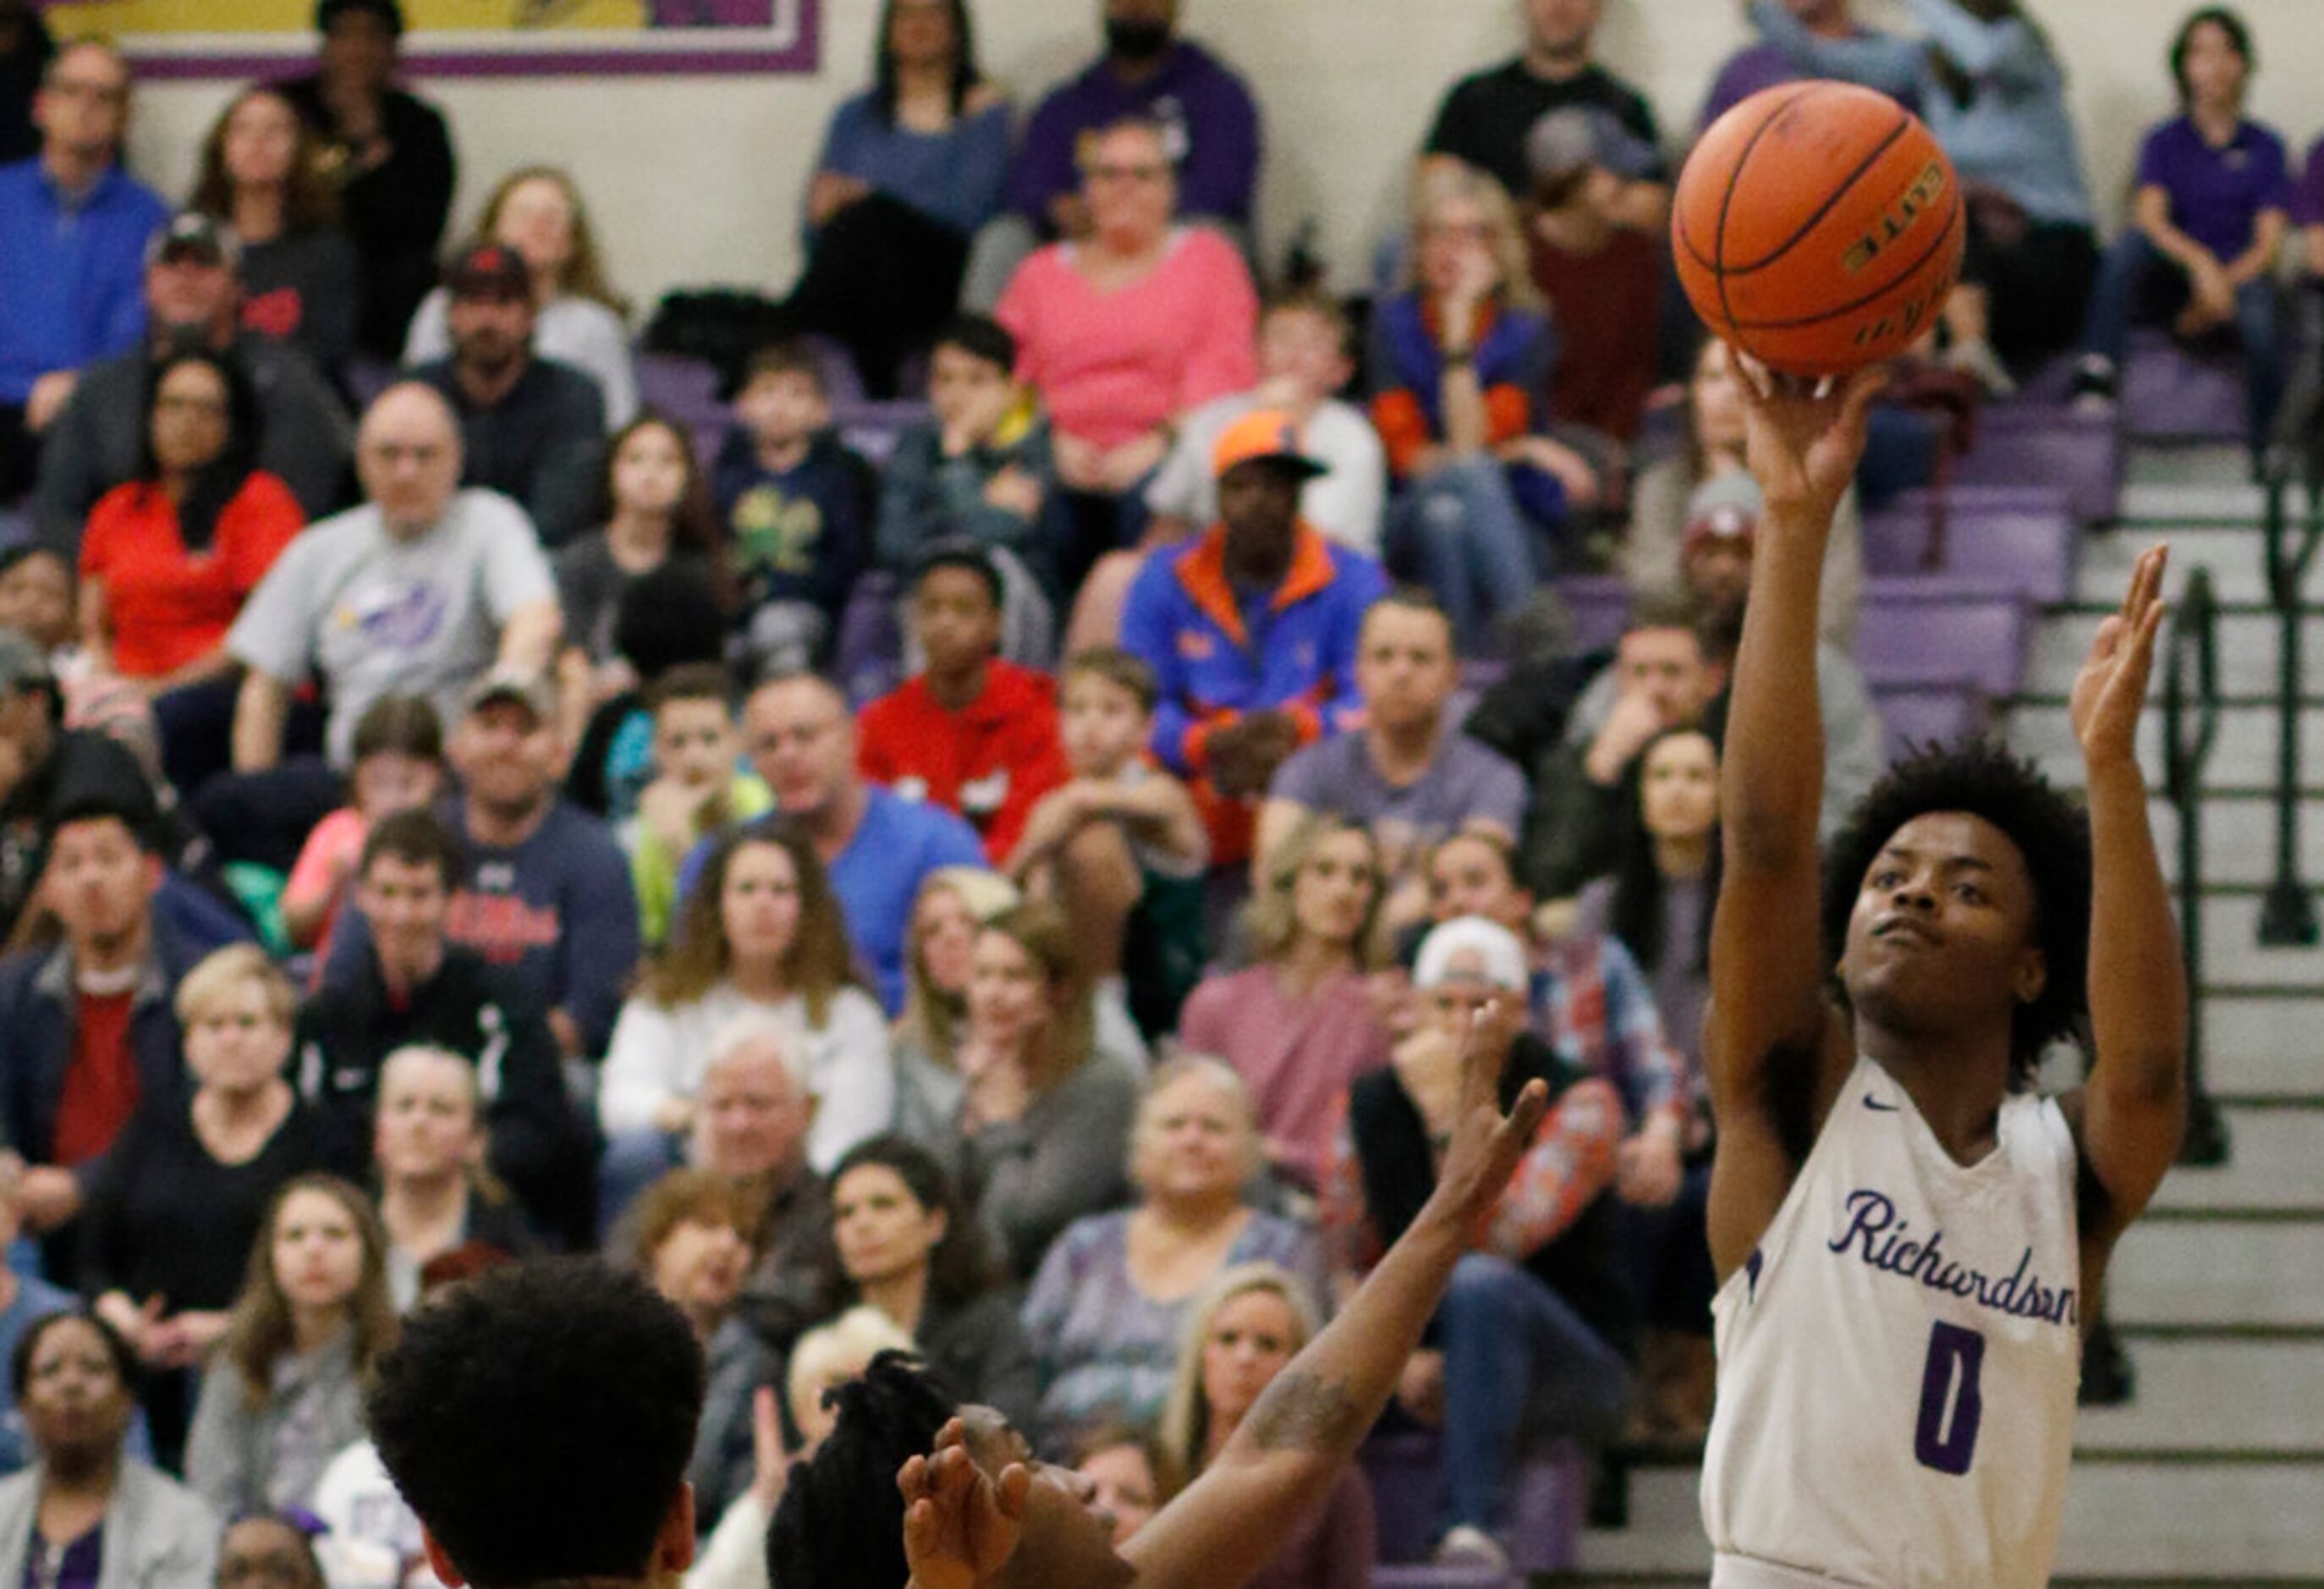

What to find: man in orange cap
left=1118, top=409, right=1389, bottom=866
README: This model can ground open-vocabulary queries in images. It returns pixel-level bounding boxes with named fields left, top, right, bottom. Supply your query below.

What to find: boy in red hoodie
left=855, top=542, right=1069, bottom=864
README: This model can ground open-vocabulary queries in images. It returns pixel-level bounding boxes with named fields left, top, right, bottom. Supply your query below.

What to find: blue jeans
left=1437, top=1251, right=1632, bottom=1537
left=1387, top=456, right=1542, bottom=657
left=2080, top=228, right=2283, bottom=453
left=599, top=1126, right=685, bottom=1237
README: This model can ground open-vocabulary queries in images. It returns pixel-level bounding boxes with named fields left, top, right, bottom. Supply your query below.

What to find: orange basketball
left=1673, top=81, right=1964, bottom=377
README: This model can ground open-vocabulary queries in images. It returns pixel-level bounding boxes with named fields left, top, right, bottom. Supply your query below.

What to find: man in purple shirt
left=1700, top=0, right=1914, bottom=132
left=961, top=0, right=1259, bottom=308
left=2070, top=8, right=2291, bottom=459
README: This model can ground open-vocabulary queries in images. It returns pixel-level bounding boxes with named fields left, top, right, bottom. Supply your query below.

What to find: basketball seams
left=1725, top=194, right=1963, bottom=333
left=1719, top=111, right=1914, bottom=277
left=1677, top=81, right=1821, bottom=274
left=1708, top=83, right=1827, bottom=357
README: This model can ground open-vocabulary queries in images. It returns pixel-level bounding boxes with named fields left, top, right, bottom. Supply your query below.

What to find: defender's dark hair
left=368, top=1258, right=706, bottom=1588
left=770, top=1351, right=958, bottom=1589
left=1819, top=739, right=2091, bottom=1083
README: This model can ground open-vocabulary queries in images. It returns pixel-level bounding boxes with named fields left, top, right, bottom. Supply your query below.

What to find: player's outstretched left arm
left=2067, top=544, right=2187, bottom=1245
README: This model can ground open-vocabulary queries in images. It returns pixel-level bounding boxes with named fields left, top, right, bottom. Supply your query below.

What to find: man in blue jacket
left=1120, top=409, right=1388, bottom=867
left=0, top=40, right=166, bottom=503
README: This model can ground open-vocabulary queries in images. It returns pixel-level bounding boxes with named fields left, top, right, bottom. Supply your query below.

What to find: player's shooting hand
left=1730, top=349, right=1887, bottom=529
left=900, top=1418, right=1030, bottom=1589
left=1423, top=991, right=1548, bottom=1228
left=2069, top=543, right=2167, bottom=773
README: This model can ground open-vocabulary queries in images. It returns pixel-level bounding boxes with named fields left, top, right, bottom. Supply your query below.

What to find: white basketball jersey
left=1700, top=1055, right=2083, bottom=1587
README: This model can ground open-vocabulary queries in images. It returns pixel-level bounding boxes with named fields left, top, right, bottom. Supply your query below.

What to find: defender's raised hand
left=898, top=1417, right=1029, bottom=1589
left=2070, top=544, right=2169, bottom=772
left=1425, top=990, right=1548, bottom=1225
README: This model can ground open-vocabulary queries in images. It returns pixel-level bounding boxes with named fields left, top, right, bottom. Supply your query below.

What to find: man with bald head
left=199, top=382, right=561, bottom=868
left=676, top=673, right=983, bottom=1013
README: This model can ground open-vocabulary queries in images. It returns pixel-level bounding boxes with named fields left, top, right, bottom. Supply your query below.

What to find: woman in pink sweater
left=1176, top=815, right=1393, bottom=1193
left=994, top=114, right=1258, bottom=595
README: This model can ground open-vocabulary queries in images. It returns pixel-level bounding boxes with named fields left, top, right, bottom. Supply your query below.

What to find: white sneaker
left=1433, top=1524, right=1512, bottom=1570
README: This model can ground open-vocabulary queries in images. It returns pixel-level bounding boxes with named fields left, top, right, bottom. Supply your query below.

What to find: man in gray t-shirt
left=1259, top=591, right=1527, bottom=927
left=228, top=382, right=561, bottom=769
left=200, top=382, right=562, bottom=870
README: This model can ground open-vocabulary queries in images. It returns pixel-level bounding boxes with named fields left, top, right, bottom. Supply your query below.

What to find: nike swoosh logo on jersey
left=1864, top=1094, right=1902, bottom=1112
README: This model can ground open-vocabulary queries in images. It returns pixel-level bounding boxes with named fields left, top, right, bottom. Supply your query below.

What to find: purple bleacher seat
left=1373, top=1567, right=1516, bottom=1588
left=1549, top=575, right=1631, bottom=657
left=2121, top=327, right=2246, bottom=444
left=1861, top=485, right=2076, bottom=603
left=833, top=569, right=905, bottom=707
left=1952, top=411, right=2122, bottom=526
left=1360, top=1431, right=1585, bottom=1574
left=635, top=352, right=726, bottom=435
left=1873, top=681, right=1991, bottom=762
left=1854, top=590, right=2031, bottom=697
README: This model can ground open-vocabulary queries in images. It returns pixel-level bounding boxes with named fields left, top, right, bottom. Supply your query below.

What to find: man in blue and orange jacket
left=1120, top=408, right=1389, bottom=865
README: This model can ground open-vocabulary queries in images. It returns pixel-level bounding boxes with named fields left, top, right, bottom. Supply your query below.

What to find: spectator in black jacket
left=30, top=212, right=353, bottom=555
left=0, top=797, right=225, bottom=1259
left=409, top=244, right=606, bottom=548
left=292, top=809, right=585, bottom=1245
left=277, top=0, right=456, bottom=362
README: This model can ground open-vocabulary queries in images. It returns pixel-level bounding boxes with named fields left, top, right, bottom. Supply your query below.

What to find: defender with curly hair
left=1697, top=358, right=2187, bottom=1589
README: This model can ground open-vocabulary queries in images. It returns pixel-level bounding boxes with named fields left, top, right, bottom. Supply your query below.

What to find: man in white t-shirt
left=1144, top=289, right=1386, bottom=553
left=197, top=382, right=561, bottom=869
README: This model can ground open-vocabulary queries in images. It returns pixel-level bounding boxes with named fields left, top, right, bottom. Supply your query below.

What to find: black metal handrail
left=2256, top=465, right=2322, bottom=948
left=2162, top=564, right=2227, bottom=1166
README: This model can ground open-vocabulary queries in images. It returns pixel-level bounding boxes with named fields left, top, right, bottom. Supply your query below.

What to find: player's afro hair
left=768, top=1351, right=958, bottom=1589
left=1821, top=739, right=2092, bottom=1084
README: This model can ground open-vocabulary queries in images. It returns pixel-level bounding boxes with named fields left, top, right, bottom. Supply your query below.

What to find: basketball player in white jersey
left=1699, top=360, right=2186, bottom=1587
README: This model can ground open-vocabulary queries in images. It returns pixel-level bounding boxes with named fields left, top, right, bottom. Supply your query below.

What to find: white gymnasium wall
left=120, top=0, right=2324, bottom=316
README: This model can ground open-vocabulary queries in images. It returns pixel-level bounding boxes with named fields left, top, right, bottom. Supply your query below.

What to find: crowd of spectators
left=0, top=0, right=2314, bottom=1581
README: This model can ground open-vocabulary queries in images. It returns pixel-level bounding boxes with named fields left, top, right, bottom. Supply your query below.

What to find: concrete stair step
left=2011, top=700, right=2316, bottom=789
left=2150, top=1104, right=2324, bottom=1213
left=2076, top=1338, right=2324, bottom=1454
left=2148, top=800, right=2324, bottom=888
left=2107, top=1220, right=2324, bottom=1328
left=2201, top=993, right=2324, bottom=1097
left=2025, top=608, right=2312, bottom=697
left=1572, top=1457, right=2324, bottom=1581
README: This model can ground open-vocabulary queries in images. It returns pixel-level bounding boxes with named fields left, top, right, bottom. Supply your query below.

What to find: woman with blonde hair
left=373, top=1045, right=538, bottom=1311
left=402, top=166, right=638, bottom=424
left=1370, top=157, right=1600, bottom=655
left=932, top=901, right=1137, bottom=1280
left=184, top=1174, right=399, bottom=1515
left=1021, top=1056, right=1320, bottom=1445
left=599, top=827, right=893, bottom=1223
left=1178, top=815, right=1394, bottom=1190
left=81, top=944, right=324, bottom=1470
left=889, top=866, right=1019, bottom=1145
left=1155, top=1262, right=1373, bottom=1589
left=189, top=83, right=360, bottom=380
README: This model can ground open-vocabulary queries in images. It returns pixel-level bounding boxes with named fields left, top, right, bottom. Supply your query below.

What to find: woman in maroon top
left=76, top=349, right=304, bottom=795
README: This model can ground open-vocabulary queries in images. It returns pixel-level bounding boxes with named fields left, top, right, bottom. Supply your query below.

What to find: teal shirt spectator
left=812, top=91, right=1012, bottom=242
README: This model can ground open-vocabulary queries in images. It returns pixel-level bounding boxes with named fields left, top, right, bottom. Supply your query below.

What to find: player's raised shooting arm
left=1705, top=362, right=1884, bottom=1278
left=2065, top=546, right=2187, bottom=1241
